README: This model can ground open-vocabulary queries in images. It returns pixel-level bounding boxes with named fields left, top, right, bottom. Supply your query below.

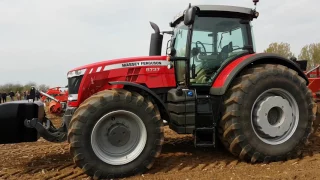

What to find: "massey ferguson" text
left=121, top=61, right=162, bottom=67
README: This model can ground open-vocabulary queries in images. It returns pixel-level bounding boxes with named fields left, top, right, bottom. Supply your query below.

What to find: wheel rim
left=251, top=88, right=299, bottom=145
left=91, top=110, right=147, bottom=165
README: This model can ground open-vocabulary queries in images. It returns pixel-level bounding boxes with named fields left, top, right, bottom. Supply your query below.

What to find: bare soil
left=1, top=116, right=320, bottom=180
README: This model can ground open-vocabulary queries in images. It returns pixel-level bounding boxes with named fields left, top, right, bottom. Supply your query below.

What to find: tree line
left=0, top=42, right=318, bottom=93
left=0, top=82, right=50, bottom=94
left=264, top=42, right=320, bottom=70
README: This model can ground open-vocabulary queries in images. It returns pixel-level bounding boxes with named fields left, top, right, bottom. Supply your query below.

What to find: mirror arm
left=161, top=31, right=174, bottom=35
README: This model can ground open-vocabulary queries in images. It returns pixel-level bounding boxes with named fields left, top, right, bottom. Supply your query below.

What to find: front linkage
left=24, top=116, right=67, bottom=143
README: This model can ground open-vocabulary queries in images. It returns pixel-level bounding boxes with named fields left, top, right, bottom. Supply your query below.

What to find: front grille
left=68, top=75, right=83, bottom=94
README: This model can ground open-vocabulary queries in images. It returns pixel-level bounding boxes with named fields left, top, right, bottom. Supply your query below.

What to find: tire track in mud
left=134, top=130, right=320, bottom=179
left=145, top=132, right=243, bottom=175
left=0, top=140, right=75, bottom=179
left=1, top=127, right=320, bottom=179
left=0, top=162, right=84, bottom=180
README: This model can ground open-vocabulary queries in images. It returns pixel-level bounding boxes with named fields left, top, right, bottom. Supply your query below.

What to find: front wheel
left=219, top=64, right=315, bottom=163
left=68, top=89, right=164, bottom=179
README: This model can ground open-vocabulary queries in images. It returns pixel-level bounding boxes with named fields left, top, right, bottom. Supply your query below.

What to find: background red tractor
left=0, top=1, right=319, bottom=179
left=305, top=65, right=320, bottom=132
left=40, top=87, right=68, bottom=116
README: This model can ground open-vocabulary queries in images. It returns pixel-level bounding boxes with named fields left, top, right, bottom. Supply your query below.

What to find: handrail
left=39, top=91, right=60, bottom=102
left=306, top=65, right=320, bottom=75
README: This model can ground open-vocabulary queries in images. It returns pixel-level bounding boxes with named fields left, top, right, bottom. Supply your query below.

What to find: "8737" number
left=146, top=68, right=160, bottom=72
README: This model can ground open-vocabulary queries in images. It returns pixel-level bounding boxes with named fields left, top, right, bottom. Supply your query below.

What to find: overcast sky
left=0, top=0, right=319, bottom=87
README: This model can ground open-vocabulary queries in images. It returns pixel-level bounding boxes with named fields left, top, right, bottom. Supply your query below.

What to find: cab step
left=194, top=127, right=215, bottom=147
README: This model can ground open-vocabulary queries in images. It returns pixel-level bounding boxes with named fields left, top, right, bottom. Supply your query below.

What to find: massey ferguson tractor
left=0, top=1, right=318, bottom=179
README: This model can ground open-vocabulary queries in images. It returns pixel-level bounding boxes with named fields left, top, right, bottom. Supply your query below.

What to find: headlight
left=68, top=94, right=78, bottom=101
left=255, top=11, right=259, bottom=18
left=166, top=47, right=176, bottom=56
left=167, top=47, right=172, bottom=55
left=67, top=69, right=86, bottom=78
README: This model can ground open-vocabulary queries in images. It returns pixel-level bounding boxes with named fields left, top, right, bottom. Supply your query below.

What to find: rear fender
left=210, top=53, right=309, bottom=95
left=109, top=81, right=171, bottom=122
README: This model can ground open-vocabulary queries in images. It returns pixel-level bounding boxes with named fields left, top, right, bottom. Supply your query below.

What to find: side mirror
left=184, top=7, right=197, bottom=26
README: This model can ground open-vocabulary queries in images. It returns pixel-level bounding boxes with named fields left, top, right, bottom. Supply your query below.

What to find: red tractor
left=0, top=1, right=318, bottom=179
left=40, top=87, right=69, bottom=115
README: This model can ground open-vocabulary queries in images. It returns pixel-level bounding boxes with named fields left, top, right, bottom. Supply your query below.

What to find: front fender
left=210, top=53, right=309, bottom=95
left=109, top=81, right=171, bottom=122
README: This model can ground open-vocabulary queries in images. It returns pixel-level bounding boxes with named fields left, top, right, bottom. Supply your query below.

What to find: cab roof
left=171, top=4, right=255, bottom=26
left=195, top=5, right=253, bottom=15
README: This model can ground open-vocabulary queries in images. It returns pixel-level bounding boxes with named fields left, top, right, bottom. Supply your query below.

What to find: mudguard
left=0, top=101, right=44, bottom=144
left=210, top=53, right=309, bottom=95
left=109, top=81, right=171, bottom=121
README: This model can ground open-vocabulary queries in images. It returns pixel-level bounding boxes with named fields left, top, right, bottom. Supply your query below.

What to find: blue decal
left=187, top=91, right=193, bottom=97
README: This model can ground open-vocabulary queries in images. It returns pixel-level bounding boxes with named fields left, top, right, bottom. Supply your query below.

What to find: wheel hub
left=268, top=107, right=282, bottom=125
left=107, top=124, right=131, bottom=147
left=254, top=96, right=293, bottom=138
left=91, top=110, right=147, bottom=165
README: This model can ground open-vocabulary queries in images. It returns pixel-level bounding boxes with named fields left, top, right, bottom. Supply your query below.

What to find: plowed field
left=1, top=115, right=320, bottom=180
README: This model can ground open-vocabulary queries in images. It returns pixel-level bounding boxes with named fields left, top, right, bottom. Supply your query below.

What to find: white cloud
left=0, top=0, right=318, bottom=86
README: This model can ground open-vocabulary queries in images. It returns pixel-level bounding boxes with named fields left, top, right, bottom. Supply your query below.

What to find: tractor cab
left=148, top=3, right=261, bottom=139
left=150, top=4, right=259, bottom=91
left=170, top=5, right=258, bottom=88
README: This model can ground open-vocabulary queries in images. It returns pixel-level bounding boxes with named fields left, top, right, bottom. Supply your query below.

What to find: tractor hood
left=66, top=55, right=173, bottom=107
left=67, top=55, right=168, bottom=77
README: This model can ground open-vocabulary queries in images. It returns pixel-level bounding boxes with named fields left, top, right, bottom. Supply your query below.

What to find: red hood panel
left=69, top=56, right=168, bottom=72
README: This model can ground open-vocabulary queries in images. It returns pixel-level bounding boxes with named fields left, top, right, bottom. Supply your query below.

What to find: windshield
left=172, top=16, right=250, bottom=58
left=172, top=21, right=188, bottom=57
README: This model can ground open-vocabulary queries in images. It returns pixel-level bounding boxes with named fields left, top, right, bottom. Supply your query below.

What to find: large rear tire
left=68, top=89, right=164, bottom=179
left=219, top=64, right=315, bottom=163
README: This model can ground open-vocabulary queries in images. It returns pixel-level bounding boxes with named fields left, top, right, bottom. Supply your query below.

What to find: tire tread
left=68, top=89, right=163, bottom=179
left=219, top=64, right=314, bottom=163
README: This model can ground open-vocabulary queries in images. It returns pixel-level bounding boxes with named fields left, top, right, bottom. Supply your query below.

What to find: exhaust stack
left=149, top=22, right=163, bottom=56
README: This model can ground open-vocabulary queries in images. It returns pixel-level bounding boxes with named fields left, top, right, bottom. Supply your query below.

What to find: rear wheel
left=219, top=64, right=315, bottom=162
left=68, top=89, right=164, bottom=179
